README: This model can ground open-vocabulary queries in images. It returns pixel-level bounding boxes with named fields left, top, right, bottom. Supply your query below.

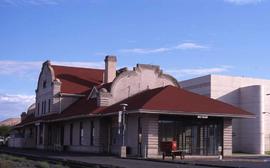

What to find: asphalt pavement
left=0, top=147, right=270, bottom=168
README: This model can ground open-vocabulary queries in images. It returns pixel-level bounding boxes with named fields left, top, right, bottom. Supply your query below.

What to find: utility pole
left=120, top=103, right=128, bottom=158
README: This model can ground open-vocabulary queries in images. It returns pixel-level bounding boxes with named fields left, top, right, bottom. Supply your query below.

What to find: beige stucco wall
left=63, top=118, right=101, bottom=153
left=8, top=128, right=35, bottom=148
left=126, top=114, right=139, bottom=156
left=36, top=63, right=54, bottom=116
left=98, top=64, right=179, bottom=107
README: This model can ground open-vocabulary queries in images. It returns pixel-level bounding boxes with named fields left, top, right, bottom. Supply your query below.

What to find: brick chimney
left=21, top=112, right=27, bottom=121
left=104, top=55, right=117, bottom=83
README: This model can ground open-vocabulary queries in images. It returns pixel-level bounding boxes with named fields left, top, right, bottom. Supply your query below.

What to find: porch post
left=35, top=123, right=40, bottom=146
left=223, top=118, right=232, bottom=156
left=141, top=114, right=159, bottom=158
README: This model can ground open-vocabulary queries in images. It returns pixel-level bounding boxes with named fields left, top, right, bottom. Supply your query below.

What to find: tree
left=0, top=125, right=11, bottom=137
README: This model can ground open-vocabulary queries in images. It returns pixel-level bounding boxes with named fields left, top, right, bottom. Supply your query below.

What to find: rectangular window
left=37, top=103, right=40, bottom=115
left=44, top=100, right=46, bottom=113
left=90, top=121, right=94, bottom=146
left=48, top=99, right=51, bottom=113
left=48, top=126, right=52, bottom=145
left=39, top=124, right=43, bottom=145
left=29, top=128, right=33, bottom=138
left=41, top=101, right=44, bottom=114
left=70, top=123, right=73, bottom=145
left=79, top=122, right=84, bottom=145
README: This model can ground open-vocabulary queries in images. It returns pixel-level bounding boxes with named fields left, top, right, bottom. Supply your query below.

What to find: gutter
left=59, top=93, right=86, bottom=97
left=136, top=109, right=255, bottom=119
left=90, top=108, right=255, bottom=118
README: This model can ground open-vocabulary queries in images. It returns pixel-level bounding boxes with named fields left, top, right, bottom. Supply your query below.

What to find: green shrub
left=0, top=154, right=69, bottom=168
left=36, top=161, right=50, bottom=168
left=53, top=164, right=69, bottom=168
left=1, top=154, right=26, bottom=163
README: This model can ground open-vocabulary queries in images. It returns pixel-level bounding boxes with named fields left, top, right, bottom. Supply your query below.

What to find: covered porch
left=121, top=113, right=232, bottom=158
left=158, top=115, right=224, bottom=156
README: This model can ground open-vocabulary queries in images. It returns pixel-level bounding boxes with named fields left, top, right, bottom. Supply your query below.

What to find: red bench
left=160, top=141, right=185, bottom=160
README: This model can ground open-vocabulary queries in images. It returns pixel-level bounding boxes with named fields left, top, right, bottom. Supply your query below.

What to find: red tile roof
left=16, top=85, right=253, bottom=127
left=103, top=85, right=253, bottom=117
left=52, top=65, right=104, bottom=94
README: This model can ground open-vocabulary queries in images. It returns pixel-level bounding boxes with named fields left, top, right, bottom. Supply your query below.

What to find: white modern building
left=180, top=75, right=270, bottom=154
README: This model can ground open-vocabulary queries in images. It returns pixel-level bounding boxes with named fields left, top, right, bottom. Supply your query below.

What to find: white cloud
left=224, top=0, right=264, bottom=5
left=0, top=94, right=35, bottom=104
left=0, top=61, right=41, bottom=76
left=119, top=43, right=208, bottom=54
left=1, top=0, right=60, bottom=6
left=166, top=66, right=232, bottom=79
left=0, top=60, right=104, bottom=76
left=175, top=43, right=207, bottom=49
left=0, top=93, right=35, bottom=120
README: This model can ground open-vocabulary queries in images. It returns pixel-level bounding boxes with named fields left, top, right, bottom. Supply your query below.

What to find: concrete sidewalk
left=0, top=147, right=270, bottom=168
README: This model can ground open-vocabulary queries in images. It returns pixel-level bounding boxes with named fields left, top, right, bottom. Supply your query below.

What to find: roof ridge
left=51, top=64, right=104, bottom=71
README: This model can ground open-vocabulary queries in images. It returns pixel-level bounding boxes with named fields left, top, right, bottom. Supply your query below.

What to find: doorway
left=159, top=115, right=223, bottom=155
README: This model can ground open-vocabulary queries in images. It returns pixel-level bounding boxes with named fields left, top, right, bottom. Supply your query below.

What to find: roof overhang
left=13, top=108, right=255, bottom=129
left=101, top=108, right=255, bottom=119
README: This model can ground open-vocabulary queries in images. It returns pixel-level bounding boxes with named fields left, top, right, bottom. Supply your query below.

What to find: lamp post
left=120, top=103, right=128, bottom=158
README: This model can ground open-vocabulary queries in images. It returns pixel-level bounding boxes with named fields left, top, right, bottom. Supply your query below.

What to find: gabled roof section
left=51, top=65, right=104, bottom=94
left=103, top=85, right=253, bottom=118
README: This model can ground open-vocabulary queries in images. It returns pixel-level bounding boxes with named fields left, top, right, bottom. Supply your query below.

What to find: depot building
left=10, top=56, right=253, bottom=158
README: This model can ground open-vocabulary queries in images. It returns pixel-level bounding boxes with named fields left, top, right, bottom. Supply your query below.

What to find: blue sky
left=0, top=0, right=269, bottom=120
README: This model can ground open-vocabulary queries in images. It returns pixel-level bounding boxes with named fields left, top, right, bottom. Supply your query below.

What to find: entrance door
left=101, top=117, right=112, bottom=153
left=60, top=126, right=64, bottom=146
left=107, top=125, right=111, bottom=153
left=178, top=127, right=193, bottom=155
left=176, top=124, right=221, bottom=155
left=159, top=116, right=222, bottom=156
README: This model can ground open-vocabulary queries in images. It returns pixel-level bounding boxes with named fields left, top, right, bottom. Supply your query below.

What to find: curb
left=124, top=157, right=251, bottom=168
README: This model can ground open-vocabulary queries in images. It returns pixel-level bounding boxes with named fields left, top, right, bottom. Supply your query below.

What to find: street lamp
left=119, top=103, right=128, bottom=158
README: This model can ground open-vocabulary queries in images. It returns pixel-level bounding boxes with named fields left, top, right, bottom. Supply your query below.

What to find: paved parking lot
left=1, top=147, right=270, bottom=168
